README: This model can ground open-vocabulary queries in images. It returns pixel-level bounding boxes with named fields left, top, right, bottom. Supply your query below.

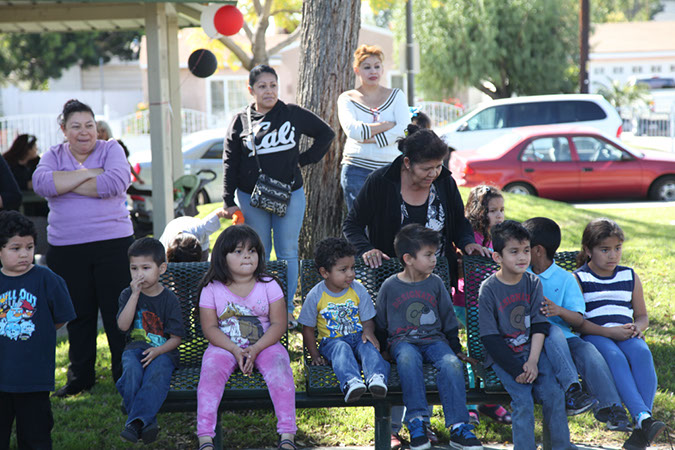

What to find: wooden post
left=579, top=0, right=590, bottom=93
left=145, top=2, right=173, bottom=237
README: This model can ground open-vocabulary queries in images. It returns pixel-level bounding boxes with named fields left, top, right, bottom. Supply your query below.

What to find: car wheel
left=503, top=182, right=536, bottom=196
left=649, top=176, right=675, bottom=201
left=197, top=189, right=210, bottom=205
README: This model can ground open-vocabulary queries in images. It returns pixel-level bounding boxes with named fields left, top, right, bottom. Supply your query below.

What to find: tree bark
left=295, top=0, right=361, bottom=259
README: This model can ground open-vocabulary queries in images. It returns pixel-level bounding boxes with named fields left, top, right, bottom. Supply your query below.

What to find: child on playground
left=298, top=237, right=390, bottom=402
left=196, top=225, right=296, bottom=450
left=375, top=224, right=482, bottom=450
left=574, top=218, right=666, bottom=450
left=116, top=237, right=184, bottom=444
left=523, top=217, right=628, bottom=428
left=0, top=211, right=75, bottom=449
left=452, top=185, right=512, bottom=425
left=478, top=220, right=573, bottom=450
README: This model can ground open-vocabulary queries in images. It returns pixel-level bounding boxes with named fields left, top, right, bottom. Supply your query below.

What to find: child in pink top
left=453, top=185, right=510, bottom=425
left=196, top=225, right=296, bottom=450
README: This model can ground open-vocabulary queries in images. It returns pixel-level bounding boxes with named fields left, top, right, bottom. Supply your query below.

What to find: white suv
left=439, top=94, right=622, bottom=152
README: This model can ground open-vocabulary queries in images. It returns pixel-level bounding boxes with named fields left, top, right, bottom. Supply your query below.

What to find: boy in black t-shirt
left=0, top=211, right=75, bottom=449
left=116, top=238, right=184, bottom=444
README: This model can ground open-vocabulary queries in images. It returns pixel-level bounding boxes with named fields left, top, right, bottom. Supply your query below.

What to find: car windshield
left=605, top=135, right=643, bottom=158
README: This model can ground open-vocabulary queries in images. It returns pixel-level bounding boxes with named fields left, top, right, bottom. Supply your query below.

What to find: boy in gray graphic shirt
left=375, top=224, right=482, bottom=450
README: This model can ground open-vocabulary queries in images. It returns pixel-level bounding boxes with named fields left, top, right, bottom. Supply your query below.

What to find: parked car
left=449, top=125, right=675, bottom=202
left=129, top=127, right=226, bottom=205
left=635, top=77, right=675, bottom=90
left=439, top=94, right=623, bottom=152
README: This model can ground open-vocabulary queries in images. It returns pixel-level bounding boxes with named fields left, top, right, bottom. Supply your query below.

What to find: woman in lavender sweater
left=33, top=99, right=134, bottom=396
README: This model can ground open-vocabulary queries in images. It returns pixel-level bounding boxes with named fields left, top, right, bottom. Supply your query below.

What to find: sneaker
left=141, top=421, right=159, bottom=444
left=368, top=374, right=388, bottom=398
left=640, top=416, right=666, bottom=443
left=606, top=406, right=633, bottom=432
left=391, top=432, right=406, bottom=448
left=344, top=378, right=366, bottom=403
left=449, top=423, right=483, bottom=450
left=52, top=382, right=94, bottom=398
left=120, top=420, right=142, bottom=443
left=623, top=428, right=649, bottom=450
left=565, top=384, right=595, bottom=416
left=426, top=427, right=439, bottom=445
left=468, top=410, right=480, bottom=425
left=478, top=404, right=511, bottom=424
left=407, top=417, right=431, bottom=450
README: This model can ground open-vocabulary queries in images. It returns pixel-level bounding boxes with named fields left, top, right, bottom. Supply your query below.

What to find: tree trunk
left=295, top=0, right=361, bottom=259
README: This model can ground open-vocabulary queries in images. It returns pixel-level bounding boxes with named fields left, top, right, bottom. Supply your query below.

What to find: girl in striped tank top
left=574, top=218, right=666, bottom=450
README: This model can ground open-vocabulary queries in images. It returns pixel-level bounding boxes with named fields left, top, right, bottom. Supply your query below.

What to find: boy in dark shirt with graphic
left=375, top=224, right=482, bottom=450
left=478, top=220, right=573, bottom=449
left=0, top=211, right=75, bottom=449
left=116, top=238, right=184, bottom=444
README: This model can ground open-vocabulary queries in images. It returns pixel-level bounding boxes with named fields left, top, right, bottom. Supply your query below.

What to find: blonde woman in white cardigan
left=338, top=44, right=410, bottom=212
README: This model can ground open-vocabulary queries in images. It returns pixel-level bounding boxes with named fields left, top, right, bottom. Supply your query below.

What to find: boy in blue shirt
left=523, top=217, right=631, bottom=431
left=116, top=238, right=184, bottom=444
left=0, top=211, right=75, bottom=449
left=376, top=224, right=481, bottom=450
left=298, top=237, right=390, bottom=402
left=479, top=220, right=573, bottom=449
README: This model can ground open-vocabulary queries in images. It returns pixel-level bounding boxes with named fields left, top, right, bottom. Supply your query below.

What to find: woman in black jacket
left=0, top=154, right=21, bottom=211
left=343, top=125, right=490, bottom=276
left=222, top=64, right=336, bottom=326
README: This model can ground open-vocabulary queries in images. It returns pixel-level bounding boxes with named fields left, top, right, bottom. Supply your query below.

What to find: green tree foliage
left=595, top=78, right=651, bottom=109
left=402, top=0, right=578, bottom=100
left=0, top=31, right=141, bottom=90
left=592, top=0, right=663, bottom=22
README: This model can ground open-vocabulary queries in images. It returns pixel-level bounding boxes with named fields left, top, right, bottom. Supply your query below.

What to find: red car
left=450, top=125, right=675, bottom=201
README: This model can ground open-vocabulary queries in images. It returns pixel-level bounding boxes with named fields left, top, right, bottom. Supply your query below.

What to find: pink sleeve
left=199, top=283, right=217, bottom=309
left=96, top=140, right=131, bottom=198
left=265, top=278, right=284, bottom=304
left=32, top=148, right=60, bottom=198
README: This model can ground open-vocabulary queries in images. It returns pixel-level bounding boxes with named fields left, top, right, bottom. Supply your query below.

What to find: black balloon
left=188, top=49, right=217, bottom=78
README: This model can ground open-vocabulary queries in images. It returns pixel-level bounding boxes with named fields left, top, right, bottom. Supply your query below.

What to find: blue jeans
left=237, top=188, right=306, bottom=314
left=544, top=325, right=582, bottom=391
left=391, top=340, right=469, bottom=427
left=491, top=352, right=574, bottom=450
left=582, top=334, right=656, bottom=420
left=340, top=165, right=373, bottom=213
left=319, top=332, right=390, bottom=392
left=545, top=327, right=623, bottom=412
left=116, top=348, right=176, bottom=427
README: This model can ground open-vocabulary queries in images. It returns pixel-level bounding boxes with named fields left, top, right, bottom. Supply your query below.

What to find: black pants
left=0, top=391, right=53, bottom=450
left=47, top=236, right=133, bottom=387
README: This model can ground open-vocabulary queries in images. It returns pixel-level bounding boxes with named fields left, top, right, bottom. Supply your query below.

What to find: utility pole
left=406, top=0, right=415, bottom=105
left=580, top=0, right=590, bottom=93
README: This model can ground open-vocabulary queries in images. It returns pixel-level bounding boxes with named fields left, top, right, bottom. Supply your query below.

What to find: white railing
left=0, top=114, right=63, bottom=153
left=113, top=108, right=209, bottom=137
left=618, top=104, right=675, bottom=152
left=417, top=101, right=465, bottom=128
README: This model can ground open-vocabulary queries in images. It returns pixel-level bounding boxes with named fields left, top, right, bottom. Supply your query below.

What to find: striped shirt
left=337, top=88, right=410, bottom=170
left=574, top=263, right=635, bottom=327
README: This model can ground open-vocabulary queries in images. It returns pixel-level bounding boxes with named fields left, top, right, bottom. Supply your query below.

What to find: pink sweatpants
left=196, top=342, right=297, bottom=437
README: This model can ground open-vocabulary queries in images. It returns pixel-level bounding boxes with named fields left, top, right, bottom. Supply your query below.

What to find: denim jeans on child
left=116, top=348, right=176, bottom=428
left=582, top=335, right=657, bottom=421
left=319, top=331, right=390, bottom=392
left=197, top=342, right=297, bottom=437
left=340, top=164, right=373, bottom=213
left=491, top=352, right=574, bottom=450
left=391, top=340, right=469, bottom=427
left=236, top=188, right=306, bottom=314
left=545, top=326, right=623, bottom=412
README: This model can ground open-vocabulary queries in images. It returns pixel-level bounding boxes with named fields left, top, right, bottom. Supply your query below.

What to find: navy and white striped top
left=574, top=263, right=635, bottom=327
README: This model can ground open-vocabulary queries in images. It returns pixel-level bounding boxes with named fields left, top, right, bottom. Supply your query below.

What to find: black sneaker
left=606, top=406, right=633, bottom=432
left=52, top=382, right=94, bottom=398
left=565, top=384, right=595, bottom=416
left=141, top=421, right=159, bottom=444
left=449, top=423, right=483, bottom=450
left=640, top=416, right=666, bottom=443
left=120, top=420, right=142, bottom=443
left=623, top=428, right=649, bottom=450
left=407, top=417, right=431, bottom=450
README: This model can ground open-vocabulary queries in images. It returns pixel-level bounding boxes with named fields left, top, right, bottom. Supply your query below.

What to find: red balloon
left=213, top=5, right=244, bottom=36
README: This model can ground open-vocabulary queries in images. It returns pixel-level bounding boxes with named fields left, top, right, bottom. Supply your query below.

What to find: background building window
left=651, top=65, right=662, bottom=73
left=612, top=67, right=623, bottom=74
left=632, top=66, right=643, bottom=74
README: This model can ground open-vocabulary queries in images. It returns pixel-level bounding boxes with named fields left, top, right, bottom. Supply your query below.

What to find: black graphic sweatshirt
left=222, top=100, right=335, bottom=208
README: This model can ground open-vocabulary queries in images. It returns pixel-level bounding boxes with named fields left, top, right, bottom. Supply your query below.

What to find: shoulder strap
left=247, top=106, right=263, bottom=174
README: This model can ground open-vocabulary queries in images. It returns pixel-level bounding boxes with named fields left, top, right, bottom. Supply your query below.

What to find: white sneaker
left=368, top=373, right=388, bottom=398
left=344, top=378, right=367, bottom=403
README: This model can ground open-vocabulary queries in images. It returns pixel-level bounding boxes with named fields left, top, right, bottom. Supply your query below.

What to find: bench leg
left=374, top=401, right=392, bottom=450
left=214, top=412, right=223, bottom=450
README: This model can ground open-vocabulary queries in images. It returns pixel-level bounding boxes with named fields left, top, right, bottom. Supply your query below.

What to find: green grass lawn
left=17, top=194, right=674, bottom=448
